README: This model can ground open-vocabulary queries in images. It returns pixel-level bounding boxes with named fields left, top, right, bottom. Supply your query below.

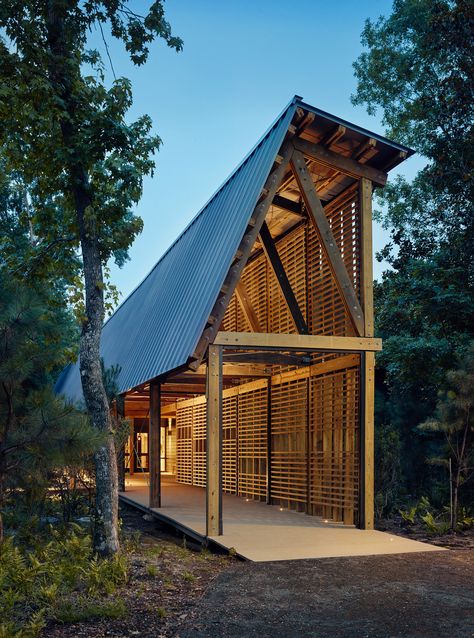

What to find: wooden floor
left=120, top=475, right=445, bottom=562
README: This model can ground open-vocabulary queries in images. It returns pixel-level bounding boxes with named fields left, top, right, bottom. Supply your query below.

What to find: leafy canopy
left=0, top=1, right=183, bottom=308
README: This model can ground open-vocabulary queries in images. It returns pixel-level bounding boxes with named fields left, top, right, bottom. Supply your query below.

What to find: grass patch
left=53, top=597, right=127, bottom=623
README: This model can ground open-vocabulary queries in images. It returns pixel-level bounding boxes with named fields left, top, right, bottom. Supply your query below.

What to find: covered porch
left=120, top=474, right=443, bottom=562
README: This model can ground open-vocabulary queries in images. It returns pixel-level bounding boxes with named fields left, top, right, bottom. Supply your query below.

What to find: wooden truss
left=146, top=111, right=380, bottom=536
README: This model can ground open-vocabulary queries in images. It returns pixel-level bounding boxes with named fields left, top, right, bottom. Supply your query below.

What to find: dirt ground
left=44, top=505, right=474, bottom=638
left=178, top=550, right=474, bottom=638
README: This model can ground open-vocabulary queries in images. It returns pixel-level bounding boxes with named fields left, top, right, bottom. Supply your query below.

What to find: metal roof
left=56, top=98, right=298, bottom=401
left=55, top=96, right=413, bottom=402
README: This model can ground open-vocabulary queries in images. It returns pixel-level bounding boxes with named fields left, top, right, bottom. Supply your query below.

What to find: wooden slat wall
left=192, top=401, right=206, bottom=488
left=167, top=425, right=177, bottom=474
left=271, top=378, right=307, bottom=510
left=174, top=356, right=360, bottom=522
left=222, top=189, right=360, bottom=339
left=176, top=403, right=193, bottom=484
left=222, top=395, right=237, bottom=494
left=268, top=229, right=307, bottom=334
left=237, top=385, right=268, bottom=501
left=309, top=365, right=360, bottom=523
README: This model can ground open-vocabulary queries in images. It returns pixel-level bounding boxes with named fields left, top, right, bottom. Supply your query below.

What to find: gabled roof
left=55, top=96, right=413, bottom=402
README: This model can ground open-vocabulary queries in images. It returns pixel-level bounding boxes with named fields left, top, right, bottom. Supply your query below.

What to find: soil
left=44, top=504, right=474, bottom=638
left=178, top=550, right=474, bottom=638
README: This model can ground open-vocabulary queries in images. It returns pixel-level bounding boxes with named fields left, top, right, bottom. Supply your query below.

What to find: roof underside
left=55, top=96, right=413, bottom=402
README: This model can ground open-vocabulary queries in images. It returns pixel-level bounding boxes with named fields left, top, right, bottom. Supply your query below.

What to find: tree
left=0, top=2, right=182, bottom=555
left=418, top=346, right=474, bottom=528
left=0, top=270, right=100, bottom=542
left=352, top=0, right=474, bottom=505
left=353, top=0, right=473, bottom=268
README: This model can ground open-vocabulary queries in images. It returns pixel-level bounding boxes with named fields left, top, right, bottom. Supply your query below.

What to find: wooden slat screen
left=270, top=378, right=308, bottom=511
left=268, top=227, right=306, bottom=334
left=176, top=403, right=193, bottom=485
left=222, top=394, right=237, bottom=494
left=192, top=401, right=206, bottom=488
left=237, top=385, right=268, bottom=501
left=309, top=365, right=360, bottom=523
left=174, top=187, right=362, bottom=523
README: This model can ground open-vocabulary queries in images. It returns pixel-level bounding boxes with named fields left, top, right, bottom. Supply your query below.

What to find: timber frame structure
left=57, top=96, right=413, bottom=537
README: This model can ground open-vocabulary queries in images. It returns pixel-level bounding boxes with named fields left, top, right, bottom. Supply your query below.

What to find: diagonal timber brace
left=290, top=148, right=365, bottom=336
left=235, top=280, right=262, bottom=332
left=189, top=139, right=295, bottom=370
left=259, top=220, right=309, bottom=335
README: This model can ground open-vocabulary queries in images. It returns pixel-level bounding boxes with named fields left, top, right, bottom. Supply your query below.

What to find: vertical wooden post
left=116, top=395, right=126, bottom=492
left=129, top=418, right=135, bottom=477
left=149, top=380, right=161, bottom=508
left=360, top=177, right=375, bottom=529
left=206, top=344, right=223, bottom=536
left=266, top=379, right=272, bottom=505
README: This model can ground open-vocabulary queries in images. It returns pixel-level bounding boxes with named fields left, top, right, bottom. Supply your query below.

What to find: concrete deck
left=120, top=475, right=445, bottom=562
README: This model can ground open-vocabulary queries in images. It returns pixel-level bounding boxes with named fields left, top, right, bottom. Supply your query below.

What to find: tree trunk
left=79, top=233, right=120, bottom=556
left=46, top=1, right=119, bottom=556
left=0, top=467, right=5, bottom=543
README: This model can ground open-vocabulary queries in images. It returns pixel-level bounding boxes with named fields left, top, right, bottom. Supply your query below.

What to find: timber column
left=206, top=344, right=223, bottom=536
left=360, top=177, right=375, bottom=529
left=149, top=380, right=161, bottom=508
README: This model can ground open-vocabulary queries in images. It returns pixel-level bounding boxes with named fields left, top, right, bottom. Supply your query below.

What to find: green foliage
left=418, top=345, right=474, bottom=526
left=0, top=528, right=128, bottom=636
left=0, top=270, right=101, bottom=527
left=354, top=0, right=474, bottom=515
left=52, top=597, right=126, bottom=623
left=375, top=422, right=402, bottom=519
left=0, top=1, right=182, bottom=304
left=399, top=505, right=417, bottom=525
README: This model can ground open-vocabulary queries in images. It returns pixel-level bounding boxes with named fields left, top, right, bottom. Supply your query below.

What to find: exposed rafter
left=319, top=124, right=346, bottom=148
left=293, top=137, right=387, bottom=186
left=272, top=194, right=305, bottom=217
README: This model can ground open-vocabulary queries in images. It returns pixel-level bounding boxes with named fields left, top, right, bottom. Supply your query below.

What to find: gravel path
left=177, top=550, right=474, bottom=638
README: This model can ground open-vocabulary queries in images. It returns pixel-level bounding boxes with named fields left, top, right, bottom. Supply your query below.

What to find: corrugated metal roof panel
left=55, top=98, right=298, bottom=401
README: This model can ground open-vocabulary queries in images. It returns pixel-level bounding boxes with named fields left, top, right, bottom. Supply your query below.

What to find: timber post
left=116, top=394, right=126, bottom=492
left=359, top=176, right=375, bottom=529
left=206, top=344, right=223, bottom=536
left=149, top=380, right=161, bottom=508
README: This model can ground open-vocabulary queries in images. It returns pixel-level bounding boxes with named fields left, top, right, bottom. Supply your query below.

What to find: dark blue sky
left=91, top=1, right=423, bottom=302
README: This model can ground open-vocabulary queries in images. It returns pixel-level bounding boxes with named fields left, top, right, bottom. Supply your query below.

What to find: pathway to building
left=121, top=475, right=443, bottom=562
left=178, top=549, right=474, bottom=637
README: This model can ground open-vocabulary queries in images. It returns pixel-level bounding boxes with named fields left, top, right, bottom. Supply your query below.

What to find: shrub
left=0, top=527, right=128, bottom=637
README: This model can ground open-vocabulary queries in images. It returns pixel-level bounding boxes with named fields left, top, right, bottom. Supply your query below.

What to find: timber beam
left=259, top=220, right=309, bottom=335
left=175, top=364, right=272, bottom=378
left=293, top=137, right=387, bottom=186
left=290, top=149, right=365, bottom=336
left=149, top=381, right=161, bottom=508
left=272, top=194, right=305, bottom=217
left=222, top=351, right=311, bottom=366
left=319, top=124, right=346, bottom=148
left=235, top=280, right=262, bottom=332
left=206, top=344, right=223, bottom=536
left=214, top=332, right=382, bottom=352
